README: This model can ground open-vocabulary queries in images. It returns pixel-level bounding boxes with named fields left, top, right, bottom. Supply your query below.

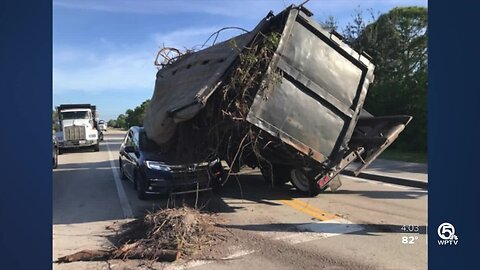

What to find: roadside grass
left=380, top=148, right=428, bottom=164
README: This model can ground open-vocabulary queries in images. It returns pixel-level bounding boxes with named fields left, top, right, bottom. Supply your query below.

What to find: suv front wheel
left=135, top=171, right=147, bottom=200
left=119, top=158, right=127, bottom=180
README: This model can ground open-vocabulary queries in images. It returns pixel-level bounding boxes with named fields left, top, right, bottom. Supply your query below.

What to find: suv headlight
left=145, top=161, right=171, bottom=171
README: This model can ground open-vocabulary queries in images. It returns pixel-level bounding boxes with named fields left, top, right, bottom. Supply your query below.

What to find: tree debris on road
left=56, top=207, right=226, bottom=263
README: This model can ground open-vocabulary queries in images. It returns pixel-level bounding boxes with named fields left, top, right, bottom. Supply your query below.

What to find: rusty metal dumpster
left=143, top=5, right=412, bottom=196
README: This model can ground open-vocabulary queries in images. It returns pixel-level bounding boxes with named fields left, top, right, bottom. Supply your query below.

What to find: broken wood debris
left=56, top=207, right=226, bottom=263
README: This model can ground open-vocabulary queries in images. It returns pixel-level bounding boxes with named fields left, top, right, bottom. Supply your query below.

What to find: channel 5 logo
left=437, top=222, right=459, bottom=246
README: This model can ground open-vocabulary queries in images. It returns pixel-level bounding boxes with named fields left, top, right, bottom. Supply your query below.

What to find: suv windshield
left=61, top=111, right=90, bottom=120
left=139, top=130, right=162, bottom=151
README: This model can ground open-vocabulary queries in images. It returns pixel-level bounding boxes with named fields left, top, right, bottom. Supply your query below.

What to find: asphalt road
left=53, top=130, right=427, bottom=270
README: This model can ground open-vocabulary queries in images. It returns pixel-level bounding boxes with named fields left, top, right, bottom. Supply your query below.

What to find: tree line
left=108, top=99, right=151, bottom=129
left=323, top=6, right=427, bottom=152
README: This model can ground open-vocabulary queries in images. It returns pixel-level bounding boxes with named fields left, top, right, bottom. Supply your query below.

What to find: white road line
left=223, top=249, right=256, bottom=259
left=54, top=167, right=115, bottom=172
left=161, top=219, right=361, bottom=269
left=343, top=175, right=428, bottom=192
left=257, top=219, right=364, bottom=245
left=286, top=219, right=364, bottom=244
left=106, top=141, right=133, bottom=218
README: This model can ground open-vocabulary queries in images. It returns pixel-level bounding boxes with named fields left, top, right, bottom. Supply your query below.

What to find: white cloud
left=54, top=0, right=427, bottom=18
left=53, top=0, right=280, bottom=18
left=53, top=0, right=428, bottom=94
left=53, top=46, right=158, bottom=93
left=54, top=47, right=98, bottom=65
left=53, top=26, right=229, bottom=94
left=151, top=26, right=248, bottom=50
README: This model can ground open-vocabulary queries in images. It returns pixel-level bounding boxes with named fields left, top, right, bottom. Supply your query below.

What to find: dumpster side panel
left=247, top=10, right=374, bottom=162
left=282, top=23, right=364, bottom=109
left=250, top=76, right=347, bottom=160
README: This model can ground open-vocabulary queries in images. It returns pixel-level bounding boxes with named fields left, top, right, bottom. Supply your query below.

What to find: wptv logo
left=437, top=222, right=459, bottom=246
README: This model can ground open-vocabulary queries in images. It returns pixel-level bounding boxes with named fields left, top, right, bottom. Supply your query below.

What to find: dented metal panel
left=144, top=20, right=267, bottom=145
left=247, top=9, right=375, bottom=163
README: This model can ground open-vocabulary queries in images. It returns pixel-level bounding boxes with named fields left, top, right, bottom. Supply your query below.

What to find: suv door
left=122, top=131, right=135, bottom=179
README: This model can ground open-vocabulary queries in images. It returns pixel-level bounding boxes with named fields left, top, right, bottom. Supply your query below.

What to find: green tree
left=115, top=114, right=127, bottom=129
left=125, top=109, right=135, bottom=127
left=343, top=7, right=377, bottom=44
left=118, top=99, right=151, bottom=128
left=107, top=119, right=117, bottom=128
left=321, top=15, right=338, bottom=32
left=346, top=7, right=428, bottom=151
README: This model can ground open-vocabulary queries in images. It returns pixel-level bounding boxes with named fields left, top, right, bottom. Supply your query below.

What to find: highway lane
left=212, top=173, right=427, bottom=270
left=53, top=130, right=427, bottom=270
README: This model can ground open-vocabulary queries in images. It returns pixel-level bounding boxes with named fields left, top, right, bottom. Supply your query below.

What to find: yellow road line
left=279, top=199, right=338, bottom=221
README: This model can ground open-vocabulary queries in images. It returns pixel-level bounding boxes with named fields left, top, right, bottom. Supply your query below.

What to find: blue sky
left=53, top=0, right=427, bottom=121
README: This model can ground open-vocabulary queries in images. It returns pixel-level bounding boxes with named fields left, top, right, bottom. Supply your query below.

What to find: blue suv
left=119, top=126, right=223, bottom=200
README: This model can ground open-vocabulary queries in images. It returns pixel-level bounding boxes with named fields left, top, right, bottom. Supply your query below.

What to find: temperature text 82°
left=401, top=236, right=419, bottom=244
